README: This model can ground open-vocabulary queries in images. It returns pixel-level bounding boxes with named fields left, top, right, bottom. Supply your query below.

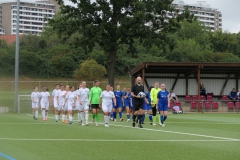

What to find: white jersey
left=58, top=90, right=66, bottom=105
left=78, top=88, right=90, bottom=102
left=66, top=91, right=76, bottom=104
left=100, top=90, right=115, bottom=105
left=40, top=91, right=50, bottom=102
left=31, top=92, right=40, bottom=103
left=52, top=89, right=60, bottom=101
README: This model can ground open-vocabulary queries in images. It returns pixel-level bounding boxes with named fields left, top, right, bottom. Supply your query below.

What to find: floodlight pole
left=14, top=0, right=20, bottom=113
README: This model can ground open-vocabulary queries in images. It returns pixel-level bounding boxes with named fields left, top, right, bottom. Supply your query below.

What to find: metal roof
left=131, top=62, right=240, bottom=76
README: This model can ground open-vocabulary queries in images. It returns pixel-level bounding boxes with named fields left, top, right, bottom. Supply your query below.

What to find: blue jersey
left=114, top=90, right=123, bottom=102
left=124, top=92, right=131, bottom=103
left=157, top=90, right=169, bottom=102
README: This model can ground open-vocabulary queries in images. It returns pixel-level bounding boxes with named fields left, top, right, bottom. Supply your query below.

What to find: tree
left=49, top=0, right=180, bottom=86
left=74, top=59, right=106, bottom=81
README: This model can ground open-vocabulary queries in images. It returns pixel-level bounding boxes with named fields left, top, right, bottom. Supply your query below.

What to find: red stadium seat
left=169, top=101, right=174, bottom=110
left=212, top=102, right=219, bottom=111
left=205, top=102, right=212, bottom=111
left=235, top=102, right=240, bottom=112
left=175, top=100, right=181, bottom=107
left=207, top=95, right=213, bottom=101
left=185, top=95, right=191, bottom=105
left=190, top=101, right=197, bottom=111
left=192, top=95, right=198, bottom=101
left=200, top=96, right=206, bottom=101
left=222, top=95, right=228, bottom=105
left=228, top=102, right=235, bottom=111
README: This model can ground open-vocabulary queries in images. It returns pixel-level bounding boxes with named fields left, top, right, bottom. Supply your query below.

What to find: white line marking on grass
left=106, top=123, right=240, bottom=141
left=0, top=138, right=239, bottom=142
left=23, top=114, right=240, bottom=141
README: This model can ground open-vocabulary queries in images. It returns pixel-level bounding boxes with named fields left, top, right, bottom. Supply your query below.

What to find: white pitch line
left=0, top=138, right=239, bottom=142
left=107, top=123, right=240, bottom=141
left=24, top=114, right=240, bottom=141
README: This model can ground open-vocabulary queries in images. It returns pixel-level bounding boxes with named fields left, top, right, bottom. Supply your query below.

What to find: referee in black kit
left=131, top=76, right=144, bottom=128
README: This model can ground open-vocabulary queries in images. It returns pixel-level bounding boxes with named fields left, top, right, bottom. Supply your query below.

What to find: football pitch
left=0, top=114, right=240, bottom=160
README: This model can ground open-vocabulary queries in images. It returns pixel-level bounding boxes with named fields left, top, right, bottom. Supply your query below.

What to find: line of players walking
left=31, top=77, right=170, bottom=128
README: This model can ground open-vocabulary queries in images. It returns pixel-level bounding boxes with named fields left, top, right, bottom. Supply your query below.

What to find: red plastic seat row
left=190, top=101, right=219, bottom=111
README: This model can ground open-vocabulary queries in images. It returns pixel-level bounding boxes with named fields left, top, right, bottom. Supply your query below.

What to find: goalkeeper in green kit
left=89, top=80, right=102, bottom=126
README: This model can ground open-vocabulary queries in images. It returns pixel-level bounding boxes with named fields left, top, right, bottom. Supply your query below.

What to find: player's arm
left=168, top=93, right=170, bottom=107
left=150, top=89, right=154, bottom=104
left=99, top=97, right=102, bottom=108
left=31, top=93, right=34, bottom=102
left=89, top=89, right=92, bottom=104
left=52, top=90, right=55, bottom=104
left=48, top=96, right=50, bottom=105
left=56, top=93, right=59, bottom=105
left=131, top=92, right=141, bottom=98
left=113, top=97, right=116, bottom=107
left=73, top=97, right=76, bottom=107
left=78, top=95, right=82, bottom=105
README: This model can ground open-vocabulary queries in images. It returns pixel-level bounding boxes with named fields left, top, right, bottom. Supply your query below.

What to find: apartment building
left=0, top=0, right=60, bottom=35
left=172, top=0, right=222, bottom=32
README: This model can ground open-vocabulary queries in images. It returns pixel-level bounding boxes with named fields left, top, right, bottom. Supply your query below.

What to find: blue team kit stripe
left=0, top=152, right=16, bottom=160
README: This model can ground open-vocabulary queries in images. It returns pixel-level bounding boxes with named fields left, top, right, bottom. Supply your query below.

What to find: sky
left=17, top=0, right=240, bottom=33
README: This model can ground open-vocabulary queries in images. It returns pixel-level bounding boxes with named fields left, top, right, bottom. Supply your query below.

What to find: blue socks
left=127, top=114, right=130, bottom=119
left=149, top=114, right=153, bottom=121
left=161, top=115, right=164, bottom=124
left=142, top=114, right=145, bottom=123
left=119, top=112, right=122, bottom=119
left=113, top=112, right=116, bottom=119
left=110, top=112, right=113, bottom=119
left=164, top=116, right=167, bottom=121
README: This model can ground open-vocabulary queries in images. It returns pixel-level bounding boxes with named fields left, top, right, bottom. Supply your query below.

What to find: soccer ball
left=138, top=92, right=146, bottom=98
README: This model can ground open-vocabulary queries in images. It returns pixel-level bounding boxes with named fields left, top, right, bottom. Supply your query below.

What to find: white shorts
left=61, top=104, right=68, bottom=112
left=57, top=105, right=62, bottom=111
left=75, top=102, right=80, bottom=111
left=79, top=101, right=89, bottom=111
left=68, top=103, right=74, bottom=111
left=41, top=101, right=49, bottom=110
left=54, top=100, right=58, bottom=108
left=32, top=102, right=39, bottom=109
left=102, top=103, right=113, bottom=113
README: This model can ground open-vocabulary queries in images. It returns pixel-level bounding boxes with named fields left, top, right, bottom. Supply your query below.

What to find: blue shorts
left=124, top=101, right=131, bottom=107
left=147, top=104, right=152, bottom=111
left=158, top=102, right=168, bottom=111
left=113, top=101, right=122, bottom=109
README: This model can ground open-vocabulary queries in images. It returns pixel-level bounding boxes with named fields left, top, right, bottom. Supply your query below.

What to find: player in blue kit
left=123, top=87, right=132, bottom=122
left=113, top=85, right=124, bottom=121
left=156, top=83, right=170, bottom=127
left=143, top=86, right=154, bottom=125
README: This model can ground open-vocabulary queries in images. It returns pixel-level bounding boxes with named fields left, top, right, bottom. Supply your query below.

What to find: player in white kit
left=52, top=84, right=60, bottom=122
left=76, top=84, right=82, bottom=123
left=78, top=81, right=90, bottom=126
left=39, top=87, right=50, bottom=121
left=31, top=87, right=40, bottom=120
left=63, top=86, right=76, bottom=124
left=59, top=85, right=68, bottom=123
left=99, top=84, right=116, bottom=127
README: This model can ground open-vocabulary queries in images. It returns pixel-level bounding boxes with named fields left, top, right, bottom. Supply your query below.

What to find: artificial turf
left=0, top=113, right=240, bottom=160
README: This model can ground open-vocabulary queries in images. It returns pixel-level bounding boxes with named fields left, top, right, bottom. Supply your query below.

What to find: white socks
left=55, top=115, right=58, bottom=120
left=78, top=113, right=80, bottom=122
left=104, top=115, right=109, bottom=124
left=85, top=111, right=89, bottom=124
left=69, top=115, right=73, bottom=121
left=35, top=111, right=38, bottom=118
left=80, top=112, right=84, bottom=123
left=62, top=115, right=65, bottom=121
left=42, top=110, right=45, bottom=119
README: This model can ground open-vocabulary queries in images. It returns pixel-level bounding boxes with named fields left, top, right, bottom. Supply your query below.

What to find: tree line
left=0, top=1, right=240, bottom=81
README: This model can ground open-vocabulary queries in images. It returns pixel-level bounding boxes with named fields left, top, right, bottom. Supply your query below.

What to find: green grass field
left=0, top=113, right=240, bottom=160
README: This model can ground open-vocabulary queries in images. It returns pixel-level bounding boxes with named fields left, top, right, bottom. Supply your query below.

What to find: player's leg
left=95, top=106, right=100, bottom=127
left=148, top=105, right=153, bottom=125
left=61, top=105, right=65, bottom=123
left=152, top=105, right=157, bottom=126
left=35, top=104, right=39, bottom=120
left=68, top=104, right=73, bottom=124
left=57, top=105, right=61, bottom=122
left=162, top=103, right=168, bottom=127
left=103, top=105, right=109, bottom=127
left=45, top=102, right=49, bottom=120
left=84, top=102, right=89, bottom=125
left=41, top=102, right=46, bottom=121
left=32, top=102, right=36, bottom=119
left=126, top=106, right=130, bottom=122
left=92, top=105, right=96, bottom=125
left=112, top=107, right=117, bottom=121
left=132, top=103, right=140, bottom=127
left=118, top=102, right=123, bottom=121
left=79, top=104, right=84, bottom=126
left=158, top=102, right=164, bottom=126
left=54, top=101, right=58, bottom=122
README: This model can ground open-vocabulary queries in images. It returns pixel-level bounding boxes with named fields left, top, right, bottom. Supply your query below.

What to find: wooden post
left=220, top=74, right=230, bottom=96
left=142, top=67, right=145, bottom=86
left=197, top=66, right=201, bottom=112
left=171, top=73, right=180, bottom=90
